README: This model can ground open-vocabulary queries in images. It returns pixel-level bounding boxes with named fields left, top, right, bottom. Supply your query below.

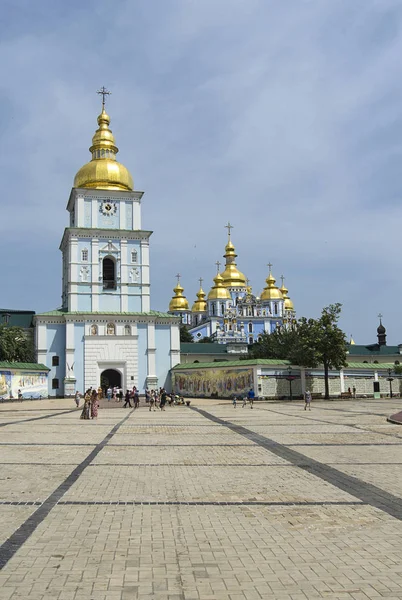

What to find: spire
left=192, top=277, right=207, bottom=313
left=168, top=274, right=189, bottom=312
left=220, top=223, right=247, bottom=288
left=260, top=263, right=283, bottom=301
left=280, top=275, right=294, bottom=311
left=377, top=313, right=386, bottom=346
left=73, top=88, right=134, bottom=191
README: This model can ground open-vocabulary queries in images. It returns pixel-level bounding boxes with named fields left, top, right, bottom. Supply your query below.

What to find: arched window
left=124, top=325, right=131, bottom=336
left=90, top=324, right=98, bottom=336
left=274, top=304, right=278, bottom=315
left=103, top=257, right=116, bottom=289
left=249, top=336, right=253, bottom=345
left=107, top=323, right=115, bottom=335
left=212, top=303, right=216, bottom=316
left=248, top=322, right=253, bottom=333
left=221, top=303, right=225, bottom=315
left=81, top=249, right=88, bottom=262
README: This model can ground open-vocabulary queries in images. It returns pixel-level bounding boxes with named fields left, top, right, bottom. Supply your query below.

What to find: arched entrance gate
left=100, top=369, right=122, bottom=391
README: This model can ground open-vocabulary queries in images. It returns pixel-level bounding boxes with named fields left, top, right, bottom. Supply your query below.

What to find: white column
left=133, top=199, right=141, bottom=230
left=120, top=240, right=128, bottom=312
left=340, top=369, right=345, bottom=393
left=65, top=321, right=75, bottom=374
left=170, top=323, right=181, bottom=368
left=147, top=323, right=156, bottom=377
left=91, top=198, right=98, bottom=228
left=300, top=368, right=306, bottom=395
left=119, top=200, right=126, bottom=229
left=69, top=237, right=78, bottom=311
left=36, top=322, right=47, bottom=364
left=92, top=239, right=99, bottom=311
left=141, top=241, right=150, bottom=311
left=77, top=195, right=85, bottom=227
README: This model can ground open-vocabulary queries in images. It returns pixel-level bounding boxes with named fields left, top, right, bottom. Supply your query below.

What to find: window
left=124, top=325, right=131, bottom=335
left=90, top=324, right=98, bottom=336
left=107, top=322, right=116, bottom=335
left=52, top=356, right=59, bottom=366
left=52, top=378, right=59, bottom=389
left=221, top=303, right=225, bottom=315
left=131, top=250, right=138, bottom=263
left=103, top=257, right=116, bottom=289
left=212, top=303, right=216, bottom=316
left=249, top=336, right=253, bottom=344
left=248, top=322, right=253, bottom=333
left=81, top=249, right=88, bottom=262
left=274, top=304, right=278, bottom=315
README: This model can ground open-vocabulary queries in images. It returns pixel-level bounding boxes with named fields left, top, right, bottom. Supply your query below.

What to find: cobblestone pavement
left=1, top=397, right=402, bottom=599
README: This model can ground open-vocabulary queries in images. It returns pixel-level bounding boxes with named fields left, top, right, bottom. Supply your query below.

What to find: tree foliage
left=179, top=324, right=194, bottom=343
left=198, top=336, right=213, bottom=343
left=0, top=325, right=35, bottom=363
left=249, top=304, right=348, bottom=399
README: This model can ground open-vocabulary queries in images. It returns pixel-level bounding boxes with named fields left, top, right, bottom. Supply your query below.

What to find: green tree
left=0, top=325, right=35, bottom=362
left=198, top=336, right=213, bottom=343
left=249, top=304, right=348, bottom=399
left=180, top=324, right=194, bottom=343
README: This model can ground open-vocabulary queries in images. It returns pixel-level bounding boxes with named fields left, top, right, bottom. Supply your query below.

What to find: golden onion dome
left=260, top=268, right=283, bottom=301
left=192, top=286, right=207, bottom=313
left=208, top=273, right=231, bottom=300
left=169, top=281, right=190, bottom=312
left=74, top=107, right=134, bottom=191
left=280, top=276, right=295, bottom=311
left=220, top=237, right=247, bottom=288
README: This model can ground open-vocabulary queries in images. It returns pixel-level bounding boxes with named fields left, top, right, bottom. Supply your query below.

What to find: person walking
left=75, top=391, right=81, bottom=408
left=304, top=390, right=312, bottom=411
left=124, top=389, right=132, bottom=408
left=134, top=389, right=140, bottom=409
left=106, top=387, right=112, bottom=402
left=247, top=388, right=255, bottom=409
left=242, top=396, right=247, bottom=408
left=232, top=395, right=237, bottom=408
left=160, top=389, right=167, bottom=411
left=90, top=389, right=99, bottom=419
left=149, top=391, right=156, bottom=411
left=80, top=389, right=91, bottom=420
left=352, top=385, right=356, bottom=399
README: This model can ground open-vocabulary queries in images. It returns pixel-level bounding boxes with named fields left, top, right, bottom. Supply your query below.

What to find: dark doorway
left=103, top=257, right=116, bottom=289
left=101, top=369, right=122, bottom=390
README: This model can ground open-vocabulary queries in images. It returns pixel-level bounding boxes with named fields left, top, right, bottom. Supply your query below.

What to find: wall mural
left=173, top=368, right=253, bottom=398
left=0, top=370, right=48, bottom=399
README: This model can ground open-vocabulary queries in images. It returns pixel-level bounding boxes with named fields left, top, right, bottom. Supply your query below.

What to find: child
left=304, top=390, right=312, bottom=411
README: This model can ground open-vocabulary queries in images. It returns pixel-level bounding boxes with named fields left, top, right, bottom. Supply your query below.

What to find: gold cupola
left=280, top=276, right=294, bottom=311
left=192, top=279, right=207, bottom=312
left=169, top=276, right=190, bottom=312
left=220, top=223, right=247, bottom=288
left=207, top=272, right=231, bottom=300
left=260, top=264, right=283, bottom=301
left=74, top=92, right=134, bottom=191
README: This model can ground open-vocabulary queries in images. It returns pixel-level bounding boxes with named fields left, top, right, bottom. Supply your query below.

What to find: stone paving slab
left=1, top=398, right=402, bottom=599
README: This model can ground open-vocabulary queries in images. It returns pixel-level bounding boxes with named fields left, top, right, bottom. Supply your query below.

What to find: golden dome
left=74, top=107, right=134, bottom=191
left=279, top=276, right=295, bottom=311
left=260, top=267, right=283, bottom=301
left=220, top=237, right=247, bottom=288
left=192, top=286, right=207, bottom=313
left=169, top=281, right=190, bottom=312
left=208, top=273, right=231, bottom=300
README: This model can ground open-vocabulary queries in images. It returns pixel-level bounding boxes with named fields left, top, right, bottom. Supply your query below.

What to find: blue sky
left=1, top=0, right=402, bottom=343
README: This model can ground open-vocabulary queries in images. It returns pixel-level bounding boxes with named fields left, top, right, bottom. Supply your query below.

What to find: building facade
left=168, top=229, right=296, bottom=345
left=35, top=98, right=180, bottom=396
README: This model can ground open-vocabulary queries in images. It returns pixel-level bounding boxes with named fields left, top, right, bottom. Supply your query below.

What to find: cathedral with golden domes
left=168, top=225, right=296, bottom=346
left=35, top=91, right=180, bottom=396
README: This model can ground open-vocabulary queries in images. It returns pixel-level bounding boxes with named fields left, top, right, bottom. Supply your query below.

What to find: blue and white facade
left=35, top=105, right=180, bottom=396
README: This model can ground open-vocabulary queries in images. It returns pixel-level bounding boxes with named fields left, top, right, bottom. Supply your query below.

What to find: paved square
left=1, top=397, right=402, bottom=599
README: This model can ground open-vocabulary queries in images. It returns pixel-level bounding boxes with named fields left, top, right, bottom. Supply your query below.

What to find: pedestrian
left=80, top=389, right=91, bottom=420
left=149, top=391, right=156, bottom=411
left=118, top=388, right=123, bottom=403
left=124, top=390, right=132, bottom=408
left=232, top=395, right=237, bottom=408
left=247, top=388, right=255, bottom=408
left=348, top=386, right=351, bottom=396
left=97, top=386, right=103, bottom=399
left=242, top=396, right=247, bottom=408
left=134, top=389, right=140, bottom=409
left=106, top=387, right=112, bottom=402
left=113, top=386, right=118, bottom=402
left=90, top=389, right=99, bottom=419
left=18, top=389, right=23, bottom=401
left=304, top=390, right=312, bottom=411
left=352, top=385, right=356, bottom=399
left=75, top=391, right=81, bottom=408
left=160, top=389, right=167, bottom=411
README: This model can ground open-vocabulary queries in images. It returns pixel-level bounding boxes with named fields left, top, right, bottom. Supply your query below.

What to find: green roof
left=37, top=309, right=174, bottom=318
left=180, top=343, right=228, bottom=354
left=348, top=344, right=400, bottom=356
left=346, top=362, right=397, bottom=370
left=0, top=362, right=50, bottom=371
left=172, top=358, right=291, bottom=370
left=0, top=310, right=35, bottom=328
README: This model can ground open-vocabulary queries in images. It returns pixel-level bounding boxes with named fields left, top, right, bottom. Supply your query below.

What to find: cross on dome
left=97, top=86, right=111, bottom=109
left=224, top=222, right=233, bottom=238
left=175, top=273, right=181, bottom=284
left=199, top=277, right=203, bottom=287
left=215, top=261, right=221, bottom=273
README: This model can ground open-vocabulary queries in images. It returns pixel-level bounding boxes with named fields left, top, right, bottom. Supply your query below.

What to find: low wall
left=0, top=365, right=49, bottom=399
